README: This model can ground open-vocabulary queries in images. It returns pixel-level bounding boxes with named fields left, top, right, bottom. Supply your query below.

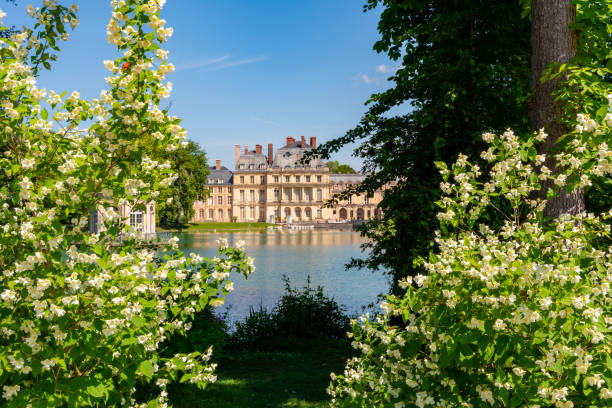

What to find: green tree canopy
left=308, top=0, right=532, bottom=291
left=153, top=140, right=209, bottom=227
left=325, top=160, right=356, bottom=174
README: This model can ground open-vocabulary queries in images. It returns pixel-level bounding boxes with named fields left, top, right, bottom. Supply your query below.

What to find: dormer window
left=239, top=164, right=245, bottom=169
left=249, top=164, right=255, bottom=169
left=217, top=178, right=223, bottom=184
left=283, top=152, right=291, bottom=158
left=259, top=164, right=266, bottom=169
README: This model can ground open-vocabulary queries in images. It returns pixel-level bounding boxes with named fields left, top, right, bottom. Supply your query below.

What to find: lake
left=176, top=229, right=389, bottom=324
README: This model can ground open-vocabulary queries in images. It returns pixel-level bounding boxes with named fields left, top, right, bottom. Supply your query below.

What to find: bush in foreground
left=0, top=1, right=253, bottom=406
left=230, top=276, right=351, bottom=350
left=328, top=103, right=612, bottom=407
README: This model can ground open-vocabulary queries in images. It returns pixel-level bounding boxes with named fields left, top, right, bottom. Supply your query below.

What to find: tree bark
left=530, top=0, right=584, bottom=218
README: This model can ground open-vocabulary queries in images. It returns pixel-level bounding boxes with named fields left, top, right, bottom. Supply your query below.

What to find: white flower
left=493, top=319, right=506, bottom=331
left=539, top=297, right=552, bottom=310
left=2, top=385, right=20, bottom=400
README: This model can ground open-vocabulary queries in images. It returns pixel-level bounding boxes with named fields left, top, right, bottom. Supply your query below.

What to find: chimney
left=310, top=136, right=316, bottom=148
left=215, top=159, right=221, bottom=170
left=286, top=136, right=295, bottom=146
left=244, top=145, right=248, bottom=155
left=234, top=145, right=240, bottom=167
left=255, top=144, right=262, bottom=154
left=268, top=143, right=274, bottom=165
left=301, top=135, right=305, bottom=148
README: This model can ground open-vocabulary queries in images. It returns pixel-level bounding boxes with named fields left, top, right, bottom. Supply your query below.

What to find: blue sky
left=5, top=0, right=401, bottom=169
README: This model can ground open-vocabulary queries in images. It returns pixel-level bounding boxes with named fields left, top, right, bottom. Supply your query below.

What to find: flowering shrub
left=0, top=1, right=253, bottom=406
left=328, top=97, right=612, bottom=407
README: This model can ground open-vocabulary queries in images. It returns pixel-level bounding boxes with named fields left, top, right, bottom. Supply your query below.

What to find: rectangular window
left=199, top=209, right=204, bottom=219
left=249, top=207, right=255, bottom=219
left=316, top=189, right=322, bottom=201
left=218, top=209, right=223, bottom=220
left=317, top=209, right=322, bottom=219
left=305, top=176, right=311, bottom=182
left=228, top=209, right=232, bottom=219
left=259, top=189, right=265, bottom=202
left=295, top=176, right=301, bottom=182
left=284, top=188, right=291, bottom=201
left=274, top=176, right=279, bottom=183
left=259, top=207, right=265, bottom=220
left=250, top=190, right=255, bottom=202
left=208, top=209, right=214, bottom=219
left=347, top=196, right=352, bottom=204
left=260, top=176, right=265, bottom=184
left=228, top=196, right=233, bottom=204
left=250, top=176, right=255, bottom=184
left=228, top=187, right=232, bottom=193
left=295, top=189, right=301, bottom=201
left=365, top=196, right=369, bottom=204
left=207, top=197, right=213, bottom=205
left=218, top=187, right=223, bottom=193
left=239, top=190, right=245, bottom=202
left=218, top=196, right=223, bottom=205
left=240, top=207, right=245, bottom=219
left=130, top=211, right=143, bottom=231
left=274, top=189, right=279, bottom=200
left=285, top=176, right=290, bottom=183
left=240, top=176, right=245, bottom=184
left=316, top=175, right=322, bottom=182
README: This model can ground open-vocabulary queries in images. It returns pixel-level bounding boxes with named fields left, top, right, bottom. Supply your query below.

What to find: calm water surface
left=176, top=230, right=389, bottom=324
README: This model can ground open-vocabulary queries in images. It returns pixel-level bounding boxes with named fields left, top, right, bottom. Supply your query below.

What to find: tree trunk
left=530, top=0, right=584, bottom=218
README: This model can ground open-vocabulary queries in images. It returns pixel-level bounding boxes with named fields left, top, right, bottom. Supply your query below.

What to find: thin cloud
left=375, top=64, right=391, bottom=74
left=248, top=115, right=281, bottom=127
left=176, top=55, right=230, bottom=71
left=176, top=54, right=268, bottom=72
left=207, top=55, right=269, bottom=71
left=354, top=73, right=380, bottom=84
left=376, top=64, right=401, bottom=74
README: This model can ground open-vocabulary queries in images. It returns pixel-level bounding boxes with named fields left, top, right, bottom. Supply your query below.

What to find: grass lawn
left=169, top=340, right=352, bottom=408
left=160, top=222, right=275, bottom=232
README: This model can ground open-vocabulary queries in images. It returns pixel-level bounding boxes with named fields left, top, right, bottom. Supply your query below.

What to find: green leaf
left=132, top=315, right=145, bottom=328
left=138, top=360, right=153, bottom=379
left=86, top=383, right=105, bottom=398
left=510, top=393, right=523, bottom=408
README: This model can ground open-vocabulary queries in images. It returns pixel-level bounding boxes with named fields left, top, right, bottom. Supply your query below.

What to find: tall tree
left=530, top=0, right=584, bottom=218
left=153, top=140, right=209, bottom=228
left=307, top=0, right=531, bottom=291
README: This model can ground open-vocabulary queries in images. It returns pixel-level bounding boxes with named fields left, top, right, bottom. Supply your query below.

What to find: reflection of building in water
left=179, top=230, right=369, bottom=249
left=191, top=136, right=386, bottom=223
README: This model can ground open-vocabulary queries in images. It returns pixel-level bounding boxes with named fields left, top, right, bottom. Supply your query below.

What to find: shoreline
left=159, top=221, right=359, bottom=233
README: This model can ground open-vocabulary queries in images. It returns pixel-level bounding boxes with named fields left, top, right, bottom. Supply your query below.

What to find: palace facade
left=191, top=136, right=384, bottom=223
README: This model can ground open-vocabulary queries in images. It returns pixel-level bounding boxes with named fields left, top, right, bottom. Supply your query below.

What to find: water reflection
left=177, top=230, right=389, bottom=324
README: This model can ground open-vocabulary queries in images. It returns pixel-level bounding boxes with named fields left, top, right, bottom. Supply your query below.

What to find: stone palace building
left=192, top=136, right=384, bottom=223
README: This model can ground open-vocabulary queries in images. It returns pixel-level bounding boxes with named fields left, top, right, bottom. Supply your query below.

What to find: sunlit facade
left=192, top=136, right=385, bottom=223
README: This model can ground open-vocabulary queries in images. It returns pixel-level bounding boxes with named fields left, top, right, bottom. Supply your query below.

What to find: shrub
left=328, top=103, right=612, bottom=407
left=230, top=276, right=351, bottom=350
left=161, top=306, right=230, bottom=359
left=0, top=1, right=253, bottom=406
